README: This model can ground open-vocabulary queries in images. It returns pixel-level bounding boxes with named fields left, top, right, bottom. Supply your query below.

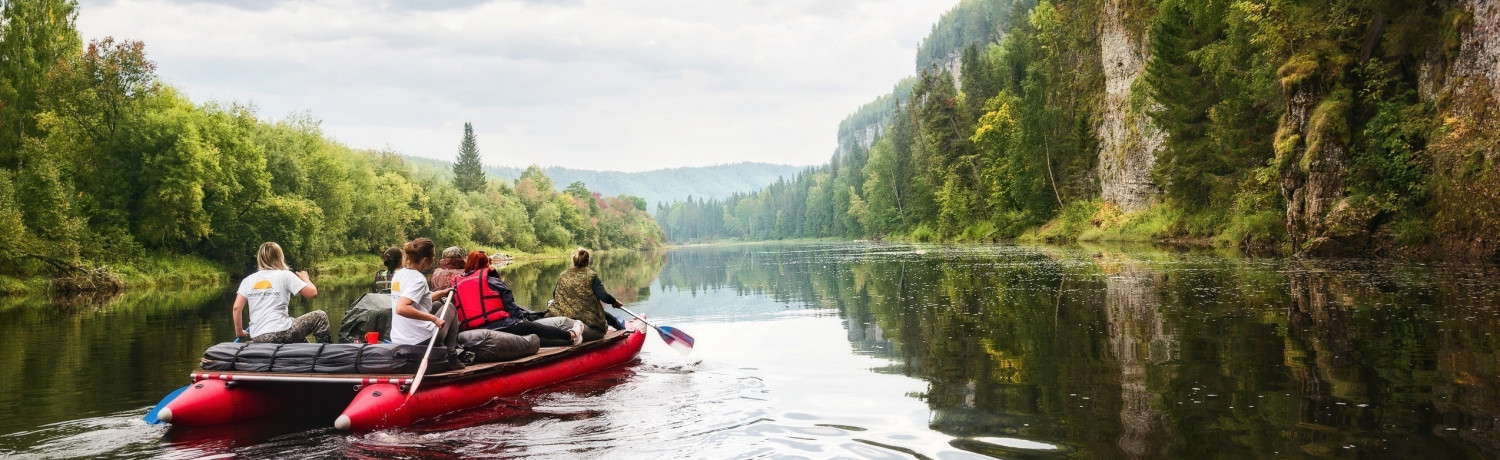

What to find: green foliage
left=0, top=0, right=81, bottom=160
left=661, top=0, right=1468, bottom=257
left=1025, top=200, right=1100, bottom=243
left=451, top=122, right=485, bottom=193
left=1144, top=0, right=1280, bottom=210
left=915, top=0, right=1019, bottom=71
left=0, top=7, right=664, bottom=288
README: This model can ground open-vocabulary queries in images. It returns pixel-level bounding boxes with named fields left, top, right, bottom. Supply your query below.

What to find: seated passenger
left=430, top=246, right=466, bottom=291
left=541, top=248, right=622, bottom=343
left=232, top=242, right=330, bottom=343
left=371, top=246, right=402, bottom=293
left=455, top=251, right=579, bottom=347
left=390, top=238, right=458, bottom=348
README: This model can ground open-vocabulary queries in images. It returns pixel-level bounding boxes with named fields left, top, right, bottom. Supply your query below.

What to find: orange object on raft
left=158, top=321, right=647, bottom=430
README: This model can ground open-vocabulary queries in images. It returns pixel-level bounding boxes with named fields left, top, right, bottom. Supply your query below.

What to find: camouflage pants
left=252, top=310, right=332, bottom=344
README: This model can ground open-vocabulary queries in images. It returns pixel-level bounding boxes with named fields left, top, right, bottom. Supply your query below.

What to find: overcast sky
left=76, top=0, right=956, bottom=172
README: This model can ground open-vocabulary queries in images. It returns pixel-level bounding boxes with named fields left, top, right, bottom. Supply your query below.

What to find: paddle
left=617, top=306, right=694, bottom=356
left=406, top=290, right=455, bottom=401
left=142, top=386, right=187, bottom=425
left=144, top=328, right=250, bottom=424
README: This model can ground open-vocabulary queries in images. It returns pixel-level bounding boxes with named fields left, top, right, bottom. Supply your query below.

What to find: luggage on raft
left=338, top=292, right=393, bottom=343
left=200, top=342, right=456, bottom=374
left=457, top=329, right=540, bottom=363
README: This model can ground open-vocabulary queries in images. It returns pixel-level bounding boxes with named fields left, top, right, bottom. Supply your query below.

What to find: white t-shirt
left=236, top=270, right=308, bottom=338
left=390, top=268, right=438, bottom=345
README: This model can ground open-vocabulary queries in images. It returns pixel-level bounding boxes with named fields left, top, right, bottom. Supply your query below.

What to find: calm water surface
left=2, top=242, right=1499, bottom=458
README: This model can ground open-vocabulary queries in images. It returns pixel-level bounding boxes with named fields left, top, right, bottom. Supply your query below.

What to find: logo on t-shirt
left=393, top=281, right=402, bottom=291
left=253, top=280, right=273, bottom=290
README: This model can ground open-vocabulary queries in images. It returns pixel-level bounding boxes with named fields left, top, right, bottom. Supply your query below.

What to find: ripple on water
left=0, top=412, right=167, bottom=459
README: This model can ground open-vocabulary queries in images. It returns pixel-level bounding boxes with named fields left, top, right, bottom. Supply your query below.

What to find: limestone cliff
left=1420, top=0, right=1500, bottom=258
left=1280, top=0, right=1500, bottom=258
left=1096, top=0, right=1162, bottom=214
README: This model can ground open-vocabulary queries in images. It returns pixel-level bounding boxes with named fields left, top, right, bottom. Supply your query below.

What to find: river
left=1, top=242, right=1498, bottom=458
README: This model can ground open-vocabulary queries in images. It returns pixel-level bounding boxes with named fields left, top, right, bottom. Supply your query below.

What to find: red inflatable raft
left=159, top=322, right=646, bottom=431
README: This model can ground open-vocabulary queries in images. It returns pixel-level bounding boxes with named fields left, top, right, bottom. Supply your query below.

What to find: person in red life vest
left=454, top=251, right=579, bottom=347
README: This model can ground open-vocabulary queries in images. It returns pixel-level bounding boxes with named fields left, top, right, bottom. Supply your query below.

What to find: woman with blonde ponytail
left=231, top=242, right=330, bottom=343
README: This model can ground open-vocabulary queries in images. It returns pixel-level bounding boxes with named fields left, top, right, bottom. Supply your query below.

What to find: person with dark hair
left=539, top=248, right=622, bottom=343
left=390, top=238, right=458, bottom=347
left=453, top=251, right=578, bottom=347
left=431, top=246, right=466, bottom=291
left=232, top=242, right=329, bottom=343
left=371, top=246, right=402, bottom=292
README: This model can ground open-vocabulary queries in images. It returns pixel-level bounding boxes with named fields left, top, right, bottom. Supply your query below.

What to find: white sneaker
left=569, top=320, right=584, bottom=346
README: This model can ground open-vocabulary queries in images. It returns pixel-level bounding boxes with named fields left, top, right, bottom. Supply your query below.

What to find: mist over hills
left=404, top=157, right=802, bottom=213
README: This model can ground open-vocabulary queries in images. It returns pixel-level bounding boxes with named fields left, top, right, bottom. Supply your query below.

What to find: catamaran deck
left=189, top=329, right=632, bottom=386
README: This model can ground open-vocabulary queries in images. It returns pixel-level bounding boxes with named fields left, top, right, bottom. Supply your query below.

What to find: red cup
left=365, top=331, right=380, bottom=344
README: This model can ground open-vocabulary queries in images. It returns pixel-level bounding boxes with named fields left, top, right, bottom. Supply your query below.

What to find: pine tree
left=452, top=122, right=486, bottom=193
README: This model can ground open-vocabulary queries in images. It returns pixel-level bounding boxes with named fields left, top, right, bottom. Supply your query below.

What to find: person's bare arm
left=396, top=296, right=444, bottom=327
left=296, top=271, right=318, bottom=298
left=232, top=294, right=250, bottom=339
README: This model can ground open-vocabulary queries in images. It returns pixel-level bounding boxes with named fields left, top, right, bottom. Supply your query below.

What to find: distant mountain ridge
left=403, top=157, right=802, bottom=213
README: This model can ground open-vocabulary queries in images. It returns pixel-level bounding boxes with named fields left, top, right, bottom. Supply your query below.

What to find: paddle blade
left=657, top=325, right=695, bottom=355
left=143, top=385, right=189, bottom=424
left=406, top=361, right=430, bottom=402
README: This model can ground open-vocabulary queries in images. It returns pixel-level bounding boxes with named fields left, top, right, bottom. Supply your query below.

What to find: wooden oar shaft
left=407, top=291, right=455, bottom=399
left=617, top=306, right=667, bottom=334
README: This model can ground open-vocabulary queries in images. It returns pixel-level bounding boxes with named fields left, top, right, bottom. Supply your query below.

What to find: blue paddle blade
left=143, top=385, right=188, bottom=424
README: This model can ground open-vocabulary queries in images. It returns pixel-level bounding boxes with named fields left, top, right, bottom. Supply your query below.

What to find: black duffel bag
left=200, top=342, right=455, bottom=374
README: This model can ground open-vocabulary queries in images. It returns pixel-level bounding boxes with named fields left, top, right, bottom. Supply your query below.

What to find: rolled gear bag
left=339, top=293, right=393, bottom=343
left=456, top=329, right=540, bottom=363
left=200, top=342, right=456, bottom=374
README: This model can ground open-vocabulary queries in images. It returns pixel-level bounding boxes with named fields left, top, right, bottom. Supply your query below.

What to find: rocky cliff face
left=1422, top=0, right=1500, bottom=107
left=1285, top=0, right=1500, bottom=258
left=1277, top=78, right=1352, bottom=256
left=1096, top=0, right=1162, bottom=214
left=1420, top=0, right=1500, bottom=258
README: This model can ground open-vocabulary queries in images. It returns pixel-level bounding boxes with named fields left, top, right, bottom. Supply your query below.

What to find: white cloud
left=77, top=0, right=956, bottom=171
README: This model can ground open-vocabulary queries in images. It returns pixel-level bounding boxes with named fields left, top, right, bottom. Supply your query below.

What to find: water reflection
left=3, top=243, right=1500, bottom=458
left=651, top=242, right=1500, bottom=458
left=1099, top=252, right=1171, bottom=458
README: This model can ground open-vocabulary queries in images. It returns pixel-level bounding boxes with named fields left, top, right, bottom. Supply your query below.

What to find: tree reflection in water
left=654, top=242, right=1500, bottom=458
left=4, top=243, right=1499, bottom=458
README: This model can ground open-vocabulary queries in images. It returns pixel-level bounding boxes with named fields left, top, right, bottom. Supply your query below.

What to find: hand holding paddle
left=407, top=290, right=455, bottom=401
left=617, top=306, right=694, bottom=356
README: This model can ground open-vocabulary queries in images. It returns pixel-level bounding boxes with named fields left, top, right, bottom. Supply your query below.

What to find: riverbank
left=0, top=253, right=230, bottom=296
left=0, top=244, right=615, bottom=296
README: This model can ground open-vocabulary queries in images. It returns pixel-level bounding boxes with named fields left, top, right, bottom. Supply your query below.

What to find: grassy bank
left=0, top=253, right=231, bottom=296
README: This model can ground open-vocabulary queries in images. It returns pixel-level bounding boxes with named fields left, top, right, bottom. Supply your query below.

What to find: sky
left=74, top=0, right=959, bottom=172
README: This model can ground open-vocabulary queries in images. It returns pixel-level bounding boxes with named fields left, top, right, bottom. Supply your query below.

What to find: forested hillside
left=405, top=157, right=801, bottom=214
left=658, top=0, right=1500, bottom=259
left=0, top=0, right=663, bottom=291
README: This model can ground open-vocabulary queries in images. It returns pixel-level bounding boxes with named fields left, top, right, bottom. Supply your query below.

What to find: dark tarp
left=339, top=292, right=393, bottom=343
left=201, top=342, right=456, bottom=374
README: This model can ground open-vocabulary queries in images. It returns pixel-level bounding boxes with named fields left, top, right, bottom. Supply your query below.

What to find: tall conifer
left=453, top=122, right=486, bottom=193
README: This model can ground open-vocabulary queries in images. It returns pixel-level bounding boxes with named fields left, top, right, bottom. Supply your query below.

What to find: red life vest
left=454, top=269, right=509, bottom=329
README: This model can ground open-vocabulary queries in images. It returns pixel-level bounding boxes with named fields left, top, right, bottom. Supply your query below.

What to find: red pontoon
left=159, top=322, right=646, bottom=431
